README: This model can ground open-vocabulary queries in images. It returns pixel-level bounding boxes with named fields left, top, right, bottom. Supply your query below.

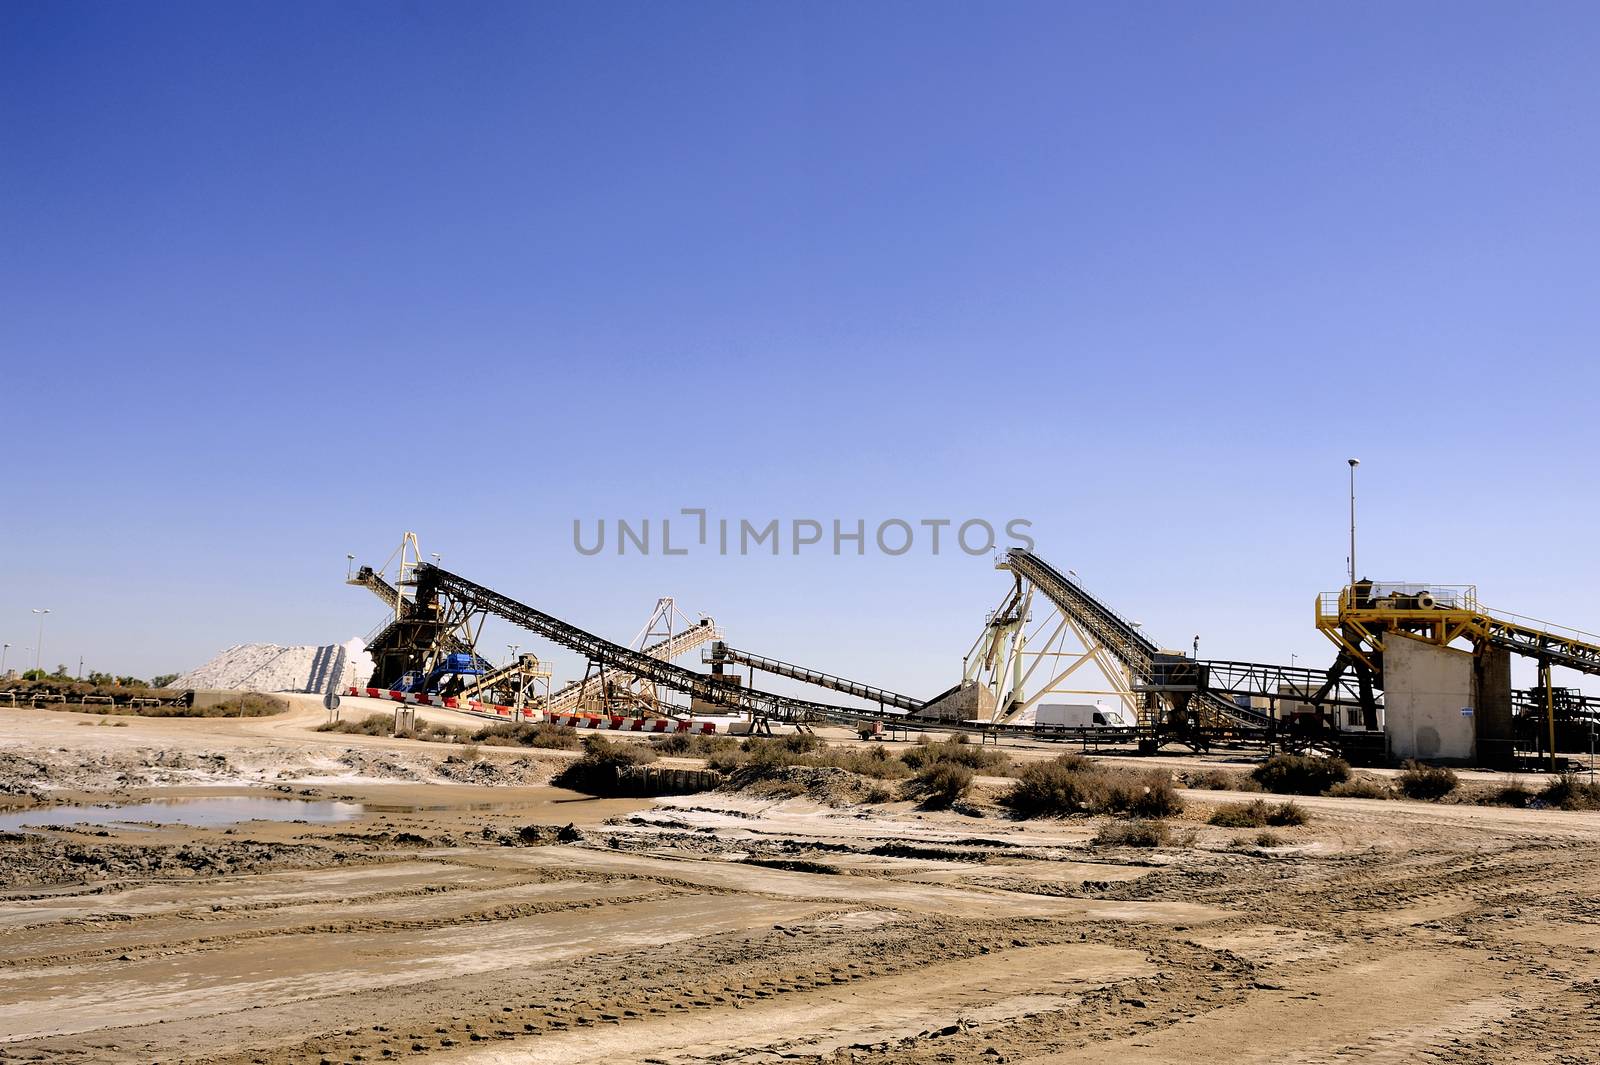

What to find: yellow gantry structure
left=1315, top=581, right=1600, bottom=679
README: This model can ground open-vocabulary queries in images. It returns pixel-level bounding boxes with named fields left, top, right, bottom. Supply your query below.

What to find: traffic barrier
left=348, top=686, right=536, bottom=720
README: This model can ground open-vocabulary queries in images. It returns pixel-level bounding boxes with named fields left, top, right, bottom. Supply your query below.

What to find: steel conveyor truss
left=460, top=619, right=723, bottom=707
left=1002, top=550, right=1271, bottom=729
left=713, top=643, right=924, bottom=712
left=413, top=564, right=872, bottom=724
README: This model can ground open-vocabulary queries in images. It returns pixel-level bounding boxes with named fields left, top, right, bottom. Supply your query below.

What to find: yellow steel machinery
left=1315, top=580, right=1600, bottom=767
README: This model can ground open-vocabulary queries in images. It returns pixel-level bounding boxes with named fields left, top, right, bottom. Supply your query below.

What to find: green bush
left=1252, top=753, right=1350, bottom=795
left=1207, top=799, right=1307, bottom=828
left=1397, top=760, right=1459, bottom=800
left=1092, top=820, right=1171, bottom=847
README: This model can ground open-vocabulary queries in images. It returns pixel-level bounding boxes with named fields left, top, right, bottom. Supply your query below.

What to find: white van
left=1034, top=703, right=1137, bottom=729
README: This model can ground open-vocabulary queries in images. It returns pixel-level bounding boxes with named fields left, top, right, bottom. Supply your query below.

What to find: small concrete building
left=1383, top=637, right=1477, bottom=762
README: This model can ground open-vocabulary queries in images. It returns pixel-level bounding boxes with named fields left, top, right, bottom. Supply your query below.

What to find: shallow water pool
left=0, top=796, right=364, bottom=832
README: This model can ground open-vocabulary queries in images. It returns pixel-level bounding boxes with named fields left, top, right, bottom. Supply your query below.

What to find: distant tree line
left=14, top=667, right=181, bottom=689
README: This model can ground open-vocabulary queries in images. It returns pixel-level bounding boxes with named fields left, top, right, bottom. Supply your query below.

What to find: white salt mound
left=174, top=637, right=373, bottom=693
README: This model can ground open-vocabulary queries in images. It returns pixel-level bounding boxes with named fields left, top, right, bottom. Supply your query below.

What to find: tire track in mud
left=1100, top=839, right=1600, bottom=931
left=162, top=918, right=1257, bottom=1065
left=0, top=886, right=708, bottom=971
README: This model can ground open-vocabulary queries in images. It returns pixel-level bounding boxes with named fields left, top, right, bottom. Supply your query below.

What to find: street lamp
left=1347, top=458, right=1360, bottom=587
left=1, top=643, right=8, bottom=675
left=346, top=553, right=356, bottom=579
left=31, top=609, right=50, bottom=673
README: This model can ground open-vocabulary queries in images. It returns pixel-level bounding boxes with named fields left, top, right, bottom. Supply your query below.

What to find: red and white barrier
left=345, top=687, right=722, bottom=733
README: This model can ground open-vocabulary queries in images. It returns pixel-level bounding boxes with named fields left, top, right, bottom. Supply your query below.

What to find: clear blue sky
left=4, top=1, right=1598, bottom=697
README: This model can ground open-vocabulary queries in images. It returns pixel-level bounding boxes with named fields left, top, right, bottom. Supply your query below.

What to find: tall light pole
left=507, top=644, right=522, bottom=713
left=346, top=553, right=356, bottom=579
left=31, top=609, right=50, bottom=673
left=1347, top=458, right=1360, bottom=588
left=1, top=643, right=9, bottom=674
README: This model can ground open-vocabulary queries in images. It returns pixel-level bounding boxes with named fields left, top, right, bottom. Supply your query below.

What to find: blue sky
left=3, top=1, right=1598, bottom=696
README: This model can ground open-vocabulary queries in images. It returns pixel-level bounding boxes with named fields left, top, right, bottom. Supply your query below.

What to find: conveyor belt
left=458, top=620, right=721, bottom=705
left=414, top=564, right=875, bottom=724
left=716, top=643, right=925, bottom=711
left=1003, top=550, right=1272, bottom=727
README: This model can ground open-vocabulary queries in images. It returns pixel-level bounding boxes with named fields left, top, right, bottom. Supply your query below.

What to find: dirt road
left=2, top=700, right=1598, bottom=1064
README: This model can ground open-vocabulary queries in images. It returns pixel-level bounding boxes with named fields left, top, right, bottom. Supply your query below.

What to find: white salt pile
left=174, top=637, right=373, bottom=693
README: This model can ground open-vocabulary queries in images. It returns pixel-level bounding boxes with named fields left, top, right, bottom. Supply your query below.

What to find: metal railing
left=1318, top=583, right=1480, bottom=621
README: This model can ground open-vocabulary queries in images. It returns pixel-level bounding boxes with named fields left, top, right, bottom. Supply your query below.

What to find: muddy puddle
left=0, top=796, right=364, bottom=832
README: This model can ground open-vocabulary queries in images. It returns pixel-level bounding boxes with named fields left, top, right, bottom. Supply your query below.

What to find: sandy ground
left=3, top=697, right=1600, bottom=1064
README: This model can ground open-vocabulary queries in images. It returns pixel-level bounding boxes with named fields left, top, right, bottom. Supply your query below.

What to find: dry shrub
left=316, top=713, right=395, bottom=737
left=1253, top=830, right=1284, bottom=847
left=45, top=693, right=285, bottom=718
left=771, top=732, right=823, bottom=754
left=405, top=722, right=468, bottom=743
left=147, top=694, right=285, bottom=717
left=814, top=745, right=911, bottom=779
left=550, top=735, right=658, bottom=795
left=1252, top=753, right=1350, bottom=795
left=904, top=762, right=975, bottom=808
left=470, top=722, right=580, bottom=749
left=1001, top=755, right=1182, bottom=819
left=713, top=737, right=911, bottom=781
left=1328, top=776, right=1391, bottom=799
left=652, top=733, right=739, bottom=757
left=1186, top=768, right=1259, bottom=792
left=1397, top=760, right=1459, bottom=800
left=1540, top=773, right=1600, bottom=811
left=1092, top=820, right=1171, bottom=847
left=1208, top=799, right=1308, bottom=828
left=1480, top=779, right=1533, bottom=808
left=901, top=738, right=1011, bottom=774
